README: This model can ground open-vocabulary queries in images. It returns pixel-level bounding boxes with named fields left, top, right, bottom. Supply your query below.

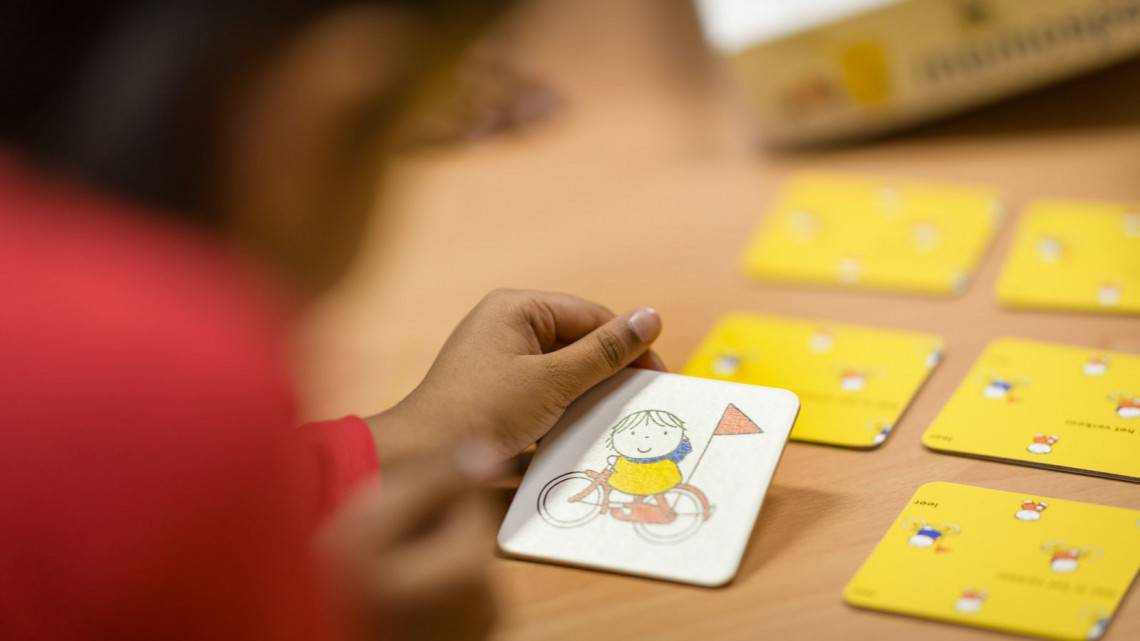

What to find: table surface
left=296, top=2, right=1140, bottom=640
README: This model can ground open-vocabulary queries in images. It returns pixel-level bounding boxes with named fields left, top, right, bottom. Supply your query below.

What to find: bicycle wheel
left=537, top=471, right=606, bottom=528
left=634, top=487, right=706, bottom=544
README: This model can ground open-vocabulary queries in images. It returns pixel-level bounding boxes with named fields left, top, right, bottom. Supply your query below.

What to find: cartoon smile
left=636, top=446, right=652, bottom=454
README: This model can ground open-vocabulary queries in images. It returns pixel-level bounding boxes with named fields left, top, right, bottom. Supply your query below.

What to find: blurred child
left=0, top=2, right=663, bottom=640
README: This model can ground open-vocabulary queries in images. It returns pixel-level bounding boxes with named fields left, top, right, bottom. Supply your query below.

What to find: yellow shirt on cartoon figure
left=609, top=457, right=682, bottom=496
left=605, top=409, right=693, bottom=495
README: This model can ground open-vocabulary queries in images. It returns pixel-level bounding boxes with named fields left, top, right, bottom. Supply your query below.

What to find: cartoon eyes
left=629, top=430, right=672, bottom=439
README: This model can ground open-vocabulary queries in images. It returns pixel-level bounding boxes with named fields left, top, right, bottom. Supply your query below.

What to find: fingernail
left=453, top=440, right=505, bottom=482
left=627, top=307, right=661, bottom=343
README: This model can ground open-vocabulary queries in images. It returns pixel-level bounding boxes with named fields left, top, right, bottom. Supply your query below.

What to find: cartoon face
left=611, top=420, right=685, bottom=460
left=1037, top=236, right=1063, bottom=262
left=954, top=589, right=986, bottom=614
left=1117, top=397, right=1140, bottom=419
left=1044, top=543, right=1099, bottom=573
left=1015, top=500, right=1047, bottom=521
left=712, top=354, right=741, bottom=377
left=808, top=330, right=834, bottom=353
left=839, top=369, right=867, bottom=392
left=983, top=378, right=1014, bottom=399
left=1027, top=434, right=1059, bottom=454
left=1097, top=283, right=1121, bottom=307
left=909, top=526, right=943, bottom=548
left=1083, top=357, right=1109, bottom=377
left=1051, top=549, right=1081, bottom=573
left=904, top=519, right=959, bottom=549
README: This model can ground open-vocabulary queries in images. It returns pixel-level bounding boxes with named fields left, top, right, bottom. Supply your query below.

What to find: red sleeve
left=298, top=416, right=381, bottom=519
left=0, top=158, right=378, bottom=641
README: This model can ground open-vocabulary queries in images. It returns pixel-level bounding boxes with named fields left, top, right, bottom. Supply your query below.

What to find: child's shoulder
left=1, top=177, right=298, bottom=442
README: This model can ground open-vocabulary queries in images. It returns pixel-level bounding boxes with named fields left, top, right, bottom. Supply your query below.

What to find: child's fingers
left=375, top=445, right=502, bottom=544
left=631, top=349, right=668, bottom=372
left=524, top=293, right=665, bottom=369
left=519, top=291, right=616, bottom=349
left=477, top=289, right=616, bottom=352
left=379, top=490, right=494, bottom=599
left=326, top=472, right=498, bottom=641
left=328, top=443, right=501, bottom=550
left=539, top=307, right=662, bottom=401
left=455, top=289, right=614, bottom=355
left=370, top=491, right=498, bottom=641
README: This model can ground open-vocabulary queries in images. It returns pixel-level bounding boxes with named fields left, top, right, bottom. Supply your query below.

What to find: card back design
left=845, top=483, right=1140, bottom=641
left=684, top=314, right=942, bottom=448
left=923, top=338, right=1140, bottom=481
left=742, top=173, right=1003, bottom=295
left=997, top=200, right=1140, bottom=314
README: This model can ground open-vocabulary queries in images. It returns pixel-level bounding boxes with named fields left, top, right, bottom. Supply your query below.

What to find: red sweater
left=0, top=155, right=380, bottom=641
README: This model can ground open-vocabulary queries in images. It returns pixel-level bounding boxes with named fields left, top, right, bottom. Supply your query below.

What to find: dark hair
left=0, top=0, right=512, bottom=221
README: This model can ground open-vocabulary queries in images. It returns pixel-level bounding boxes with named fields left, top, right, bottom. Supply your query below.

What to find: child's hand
left=320, top=445, right=501, bottom=641
left=368, top=289, right=664, bottom=462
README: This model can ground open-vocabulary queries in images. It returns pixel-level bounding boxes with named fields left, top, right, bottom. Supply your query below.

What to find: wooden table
left=296, top=1, right=1140, bottom=639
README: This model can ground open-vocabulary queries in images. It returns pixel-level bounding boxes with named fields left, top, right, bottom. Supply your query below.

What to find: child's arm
left=367, top=289, right=664, bottom=464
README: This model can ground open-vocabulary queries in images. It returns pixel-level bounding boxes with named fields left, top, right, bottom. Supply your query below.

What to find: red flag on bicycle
left=713, top=403, right=763, bottom=435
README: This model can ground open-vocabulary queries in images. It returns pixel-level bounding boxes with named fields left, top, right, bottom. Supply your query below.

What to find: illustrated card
left=996, top=199, right=1140, bottom=314
left=683, top=314, right=943, bottom=448
left=844, top=482, right=1140, bottom=641
left=742, top=173, right=1003, bottom=295
left=923, top=338, right=1140, bottom=481
left=498, top=368, right=798, bottom=586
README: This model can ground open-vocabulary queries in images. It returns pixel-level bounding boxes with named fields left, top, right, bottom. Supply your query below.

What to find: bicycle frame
left=568, top=467, right=713, bottom=521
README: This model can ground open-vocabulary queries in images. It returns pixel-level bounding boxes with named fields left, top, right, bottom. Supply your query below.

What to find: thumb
left=542, top=307, right=661, bottom=400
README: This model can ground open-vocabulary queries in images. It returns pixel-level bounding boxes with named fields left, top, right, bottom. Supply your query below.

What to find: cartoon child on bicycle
left=604, top=409, right=694, bottom=523
left=537, top=408, right=715, bottom=543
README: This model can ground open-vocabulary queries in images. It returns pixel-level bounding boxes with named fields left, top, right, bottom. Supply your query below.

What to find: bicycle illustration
left=536, top=409, right=715, bottom=544
left=537, top=464, right=713, bottom=543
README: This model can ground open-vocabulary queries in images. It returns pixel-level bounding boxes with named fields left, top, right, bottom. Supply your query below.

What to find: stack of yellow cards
left=684, top=314, right=942, bottom=448
left=845, top=483, right=1140, bottom=641
left=997, top=199, right=1140, bottom=314
left=923, top=338, right=1140, bottom=481
left=742, top=173, right=1003, bottom=295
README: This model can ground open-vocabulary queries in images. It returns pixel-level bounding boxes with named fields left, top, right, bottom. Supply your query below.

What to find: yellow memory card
left=683, top=314, right=942, bottom=448
left=923, top=338, right=1140, bottom=481
left=845, top=482, right=1140, bottom=641
left=742, top=173, right=1003, bottom=295
left=996, top=200, right=1140, bottom=314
